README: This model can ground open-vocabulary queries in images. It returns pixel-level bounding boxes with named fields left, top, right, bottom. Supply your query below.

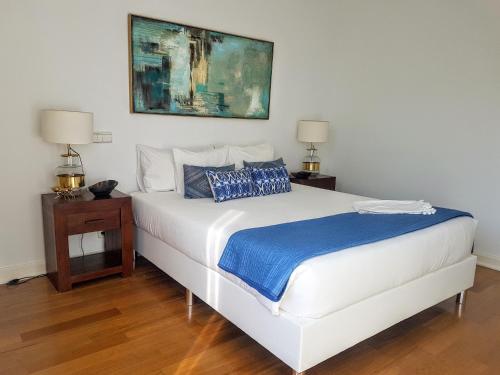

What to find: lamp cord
left=69, top=145, right=85, bottom=176
left=6, top=274, right=46, bottom=286
left=80, top=233, right=86, bottom=257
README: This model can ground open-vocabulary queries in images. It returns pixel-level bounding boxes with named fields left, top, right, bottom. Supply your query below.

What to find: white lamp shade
left=41, top=110, right=93, bottom=144
left=297, top=120, right=329, bottom=143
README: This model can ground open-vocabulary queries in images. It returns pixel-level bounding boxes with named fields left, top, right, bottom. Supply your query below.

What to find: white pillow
left=136, top=145, right=176, bottom=193
left=173, top=145, right=229, bottom=194
left=228, top=143, right=274, bottom=169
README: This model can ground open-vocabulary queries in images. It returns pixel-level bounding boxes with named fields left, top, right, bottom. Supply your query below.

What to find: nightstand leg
left=121, top=202, right=133, bottom=277
left=54, top=212, right=72, bottom=292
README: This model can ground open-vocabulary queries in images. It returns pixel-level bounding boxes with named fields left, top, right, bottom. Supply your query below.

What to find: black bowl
left=88, top=180, right=118, bottom=198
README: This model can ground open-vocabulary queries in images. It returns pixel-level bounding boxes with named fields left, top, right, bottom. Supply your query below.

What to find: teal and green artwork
left=129, top=15, right=274, bottom=119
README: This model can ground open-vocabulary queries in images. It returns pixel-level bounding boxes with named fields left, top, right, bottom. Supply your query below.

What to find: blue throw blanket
left=218, top=207, right=472, bottom=302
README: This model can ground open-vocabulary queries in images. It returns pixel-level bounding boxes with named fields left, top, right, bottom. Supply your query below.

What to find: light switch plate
left=93, top=131, right=112, bottom=143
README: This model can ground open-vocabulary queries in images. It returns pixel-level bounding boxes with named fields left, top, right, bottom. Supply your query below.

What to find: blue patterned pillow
left=206, top=169, right=254, bottom=203
left=249, top=166, right=292, bottom=197
left=184, top=164, right=235, bottom=199
left=243, top=158, right=285, bottom=169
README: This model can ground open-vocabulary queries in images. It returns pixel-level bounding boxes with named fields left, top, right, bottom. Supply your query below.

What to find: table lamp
left=41, top=110, right=93, bottom=192
left=297, top=120, right=329, bottom=174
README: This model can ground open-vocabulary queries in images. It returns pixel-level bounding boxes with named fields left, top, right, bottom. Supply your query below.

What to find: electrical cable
left=6, top=274, right=46, bottom=286
left=80, top=233, right=86, bottom=256
left=69, top=145, right=85, bottom=175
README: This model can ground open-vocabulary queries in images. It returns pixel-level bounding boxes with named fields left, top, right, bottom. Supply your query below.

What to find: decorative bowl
left=88, top=180, right=118, bottom=198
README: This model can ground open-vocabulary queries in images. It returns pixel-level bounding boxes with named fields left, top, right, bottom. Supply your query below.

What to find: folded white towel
left=353, top=200, right=436, bottom=215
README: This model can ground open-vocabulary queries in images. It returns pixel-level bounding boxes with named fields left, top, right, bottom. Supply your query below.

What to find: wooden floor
left=1, top=258, right=499, bottom=375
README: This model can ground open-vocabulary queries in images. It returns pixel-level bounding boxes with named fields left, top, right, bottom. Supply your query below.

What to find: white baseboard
left=1, top=251, right=497, bottom=285
left=476, top=252, right=500, bottom=272
left=0, top=249, right=103, bottom=285
left=0, top=260, right=47, bottom=284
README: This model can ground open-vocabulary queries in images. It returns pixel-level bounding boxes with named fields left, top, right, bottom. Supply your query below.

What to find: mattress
left=132, top=184, right=476, bottom=319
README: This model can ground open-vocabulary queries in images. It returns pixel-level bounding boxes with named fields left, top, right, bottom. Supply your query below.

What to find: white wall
left=0, top=0, right=333, bottom=281
left=322, top=0, right=500, bottom=268
left=2, top=0, right=499, bottom=282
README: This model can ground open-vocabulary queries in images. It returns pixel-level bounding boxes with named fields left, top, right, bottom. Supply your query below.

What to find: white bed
left=132, top=184, right=477, bottom=373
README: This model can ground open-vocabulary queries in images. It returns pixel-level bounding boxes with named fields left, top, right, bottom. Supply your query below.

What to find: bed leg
left=456, top=291, right=465, bottom=305
left=185, top=289, right=194, bottom=320
left=185, top=288, right=193, bottom=306
left=455, top=290, right=466, bottom=318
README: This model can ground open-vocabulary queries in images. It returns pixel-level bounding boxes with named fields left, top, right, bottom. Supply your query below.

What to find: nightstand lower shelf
left=69, top=250, right=124, bottom=284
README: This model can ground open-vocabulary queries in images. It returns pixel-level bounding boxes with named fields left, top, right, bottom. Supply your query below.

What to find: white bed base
left=135, top=227, right=477, bottom=374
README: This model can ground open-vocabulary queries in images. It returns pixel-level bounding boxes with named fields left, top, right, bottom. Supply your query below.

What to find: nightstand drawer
left=302, top=179, right=335, bottom=190
left=290, top=175, right=336, bottom=191
left=67, top=209, right=120, bottom=235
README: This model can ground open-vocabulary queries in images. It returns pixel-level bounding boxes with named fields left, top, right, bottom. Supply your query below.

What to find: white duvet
left=132, top=184, right=476, bottom=319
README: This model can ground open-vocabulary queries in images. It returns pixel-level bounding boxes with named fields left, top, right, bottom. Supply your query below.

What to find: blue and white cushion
left=249, top=166, right=291, bottom=197
left=184, top=164, right=235, bottom=199
left=206, top=169, right=254, bottom=203
left=243, top=157, right=285, bottom=169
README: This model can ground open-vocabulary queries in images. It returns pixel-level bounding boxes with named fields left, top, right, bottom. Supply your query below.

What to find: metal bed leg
left=455, top=290, right=466, bottom=318
left=185, top=288, right=193, bottom=306
left=456, top=291, right=465, bottom=305
left=185, top=288, right=193, bottom=321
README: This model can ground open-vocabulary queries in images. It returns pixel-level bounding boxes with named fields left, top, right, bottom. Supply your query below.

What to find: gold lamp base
left=54, top=145, right=86, bottom=190
left=302, top=143, right=321, bottom=174
left=52, top=174, right=85, bottom=200
left=51, top=185, right=83, bottom=200
left=56, top=174, right=85, bottom=189
left=302, top=161, right=320, bottom=173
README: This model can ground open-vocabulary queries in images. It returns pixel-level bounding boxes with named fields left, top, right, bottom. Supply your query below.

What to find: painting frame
left=128, top=14, right=274, bottom=120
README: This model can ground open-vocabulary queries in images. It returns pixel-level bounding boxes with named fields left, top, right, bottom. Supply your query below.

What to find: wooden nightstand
left=42, top=190, right=133, bottom=292
left=290, top=174, right=336, bottom=191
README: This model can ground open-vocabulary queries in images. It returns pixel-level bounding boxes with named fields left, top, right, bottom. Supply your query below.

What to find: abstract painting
left=128, top=15, right=274, bottom=119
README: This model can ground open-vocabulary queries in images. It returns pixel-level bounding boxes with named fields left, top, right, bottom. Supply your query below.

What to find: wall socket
left=92, top=131, right=112, bottom=143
